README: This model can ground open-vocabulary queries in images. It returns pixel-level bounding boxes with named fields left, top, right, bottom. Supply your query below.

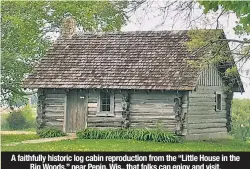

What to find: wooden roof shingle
left=22, top=30, right=209, bottom=90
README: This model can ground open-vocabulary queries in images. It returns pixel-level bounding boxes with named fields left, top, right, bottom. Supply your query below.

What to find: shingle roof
left=22, top=30, right=206, bottom=90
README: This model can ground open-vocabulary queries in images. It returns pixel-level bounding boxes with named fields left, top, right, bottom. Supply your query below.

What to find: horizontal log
left=130, top=103, right=174, bottom=109
left=130, top=112, right=174, bottom=116
left=189, top=123, right=226, bottom=129
left=189, top=127, right=227, bottom=134
left=88, top=111, right=97, bottom=115
left=188, top=114, right=226, bottom=120
left=88, top=117, right=122, bottom=123
left=46, top=94, right=65, bottom=99
left=45, top=121, right=63, bottom=127
left=114, top=104, right=123, bottom=111
left=45, top=112, right=64, bottom=117
left=188, top=108, right=226, bottom=112
left=182, top=104, right=188, bottom=108
left=88, top=107, right=97, bottom=112
left=44, top=107, right=64, bottom=112
left=88, top=103, right=97, bottom=108
left=189, top=98, right=216, bottom=103
left=130, top=115, right=175, bottom=120
left=44, top=98, right=65, bottom=103
left=87, top=123, right=121, bottom=127
left=45, top=104, right=65, bottom=108
left=44, top=102, right=65, bottom=107
left=189, top=93, right=227, bottom=98
left=45, top=117, right=64, bottom=122
left=130, top=120, right=176, bottom=125
left=130, top=91, right=183, bottom=100
left=189, top=102, right=216, bottom=106
left=130, top=125, right=175, bottom=132
left=130, top=99, right=174, bottom=104
left=188, top=110, right=226, bottom=115
left=188, top=106, right=218, bottom=112
left=44, top=110, right=64, bottom=114
left=188, top=118, right=227, bottom=124
left=130, top=122, right=176, bottom=126
left=130, top=108, right=174, bottom=113
left=88, top=98, right=97, bottom=103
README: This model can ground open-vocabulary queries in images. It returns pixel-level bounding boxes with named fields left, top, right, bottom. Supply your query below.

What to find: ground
left=1, top=134, right=250, bottom=152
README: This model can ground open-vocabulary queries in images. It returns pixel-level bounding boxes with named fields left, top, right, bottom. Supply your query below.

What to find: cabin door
left=66, top=89, right=87, bottom=133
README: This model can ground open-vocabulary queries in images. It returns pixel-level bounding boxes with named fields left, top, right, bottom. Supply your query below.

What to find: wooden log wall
left=129, top=91, right=183, bottom=133
left=87, top=90, right=123, bottom=128
left=186, top=86, right=229, bottom=140
left=39, top=89, right=67, bottom=130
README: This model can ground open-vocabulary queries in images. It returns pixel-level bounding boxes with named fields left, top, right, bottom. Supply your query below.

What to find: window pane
left=216, top=94, right=221, bottom=110
left=102, top=105, right=106, bottom=111
left=100, top=91, right=111, bottom=112
left=106, top=105, right=110, bottom=111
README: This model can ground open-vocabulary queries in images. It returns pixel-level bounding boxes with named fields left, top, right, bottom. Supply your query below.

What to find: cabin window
left=100, top=92, right=110, bottom=111
left=216, top=93, right=222, bottom=111
left=97, top=91, right=114, bottom=116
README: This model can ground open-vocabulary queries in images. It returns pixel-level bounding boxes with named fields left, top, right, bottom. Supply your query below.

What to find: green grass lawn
left=1, top=134, right=250, bottom=151
left=1, top=134, right=39, bottom=144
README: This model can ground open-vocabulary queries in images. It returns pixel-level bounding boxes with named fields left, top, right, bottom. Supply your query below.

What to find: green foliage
left=225, top=66, right=239, bottom=77
left=198, top=1, right=250, bottom=35
left=37, top=127, right=66, bottom=138
left=230, top=99, right=250, bottom=141
left=1, top=1, right=129, bottom=107
left=2, top=105, right=36, bottom=130
left=186, top=29, right=222, bottom=51
left=77, top=128, right=182, bottom=143
left=186, top=29, right=241, bottom=92
left=6, top=111, right=27, bottom=130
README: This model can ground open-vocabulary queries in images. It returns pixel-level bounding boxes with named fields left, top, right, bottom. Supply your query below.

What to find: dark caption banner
left=1, top=152, right=250, bottom=169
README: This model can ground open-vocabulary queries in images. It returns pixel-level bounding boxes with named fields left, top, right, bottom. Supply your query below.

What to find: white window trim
left=215, top=92, right=222, bottom=111
left=97, top=90, right=115, bottom=116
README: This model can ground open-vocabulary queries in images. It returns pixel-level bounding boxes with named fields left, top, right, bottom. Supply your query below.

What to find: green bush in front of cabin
left=77, top=128, right=182, bottom=143
left=37, top=127, right=66, bottom=138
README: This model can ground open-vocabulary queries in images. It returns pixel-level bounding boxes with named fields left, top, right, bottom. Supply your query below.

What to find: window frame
left=215, top=92, right=222, bottom=111
left=97, top=90, right=114, bottom=116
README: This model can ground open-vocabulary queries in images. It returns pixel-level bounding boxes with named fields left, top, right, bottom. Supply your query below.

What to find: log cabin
left=23, top=18, right=244, bottom=140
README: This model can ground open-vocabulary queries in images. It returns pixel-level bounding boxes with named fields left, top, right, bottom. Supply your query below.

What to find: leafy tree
left=198, top=1, right=250, bottom=35
left=1, top=1, right=129, bottom=107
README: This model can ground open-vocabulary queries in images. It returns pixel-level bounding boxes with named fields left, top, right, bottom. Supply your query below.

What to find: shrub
left=77, top=128, right=182, bottom=143
left=230, top=99, right=250, bottom=141
left=6, top=111, right=27, bottom=130
left=37, top=127, right=66, bottom=138
left=4, top=105, right=36, bottom=130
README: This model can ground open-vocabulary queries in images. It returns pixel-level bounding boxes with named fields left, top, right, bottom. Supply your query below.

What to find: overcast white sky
left=121, top=1, right=250, bottom=99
